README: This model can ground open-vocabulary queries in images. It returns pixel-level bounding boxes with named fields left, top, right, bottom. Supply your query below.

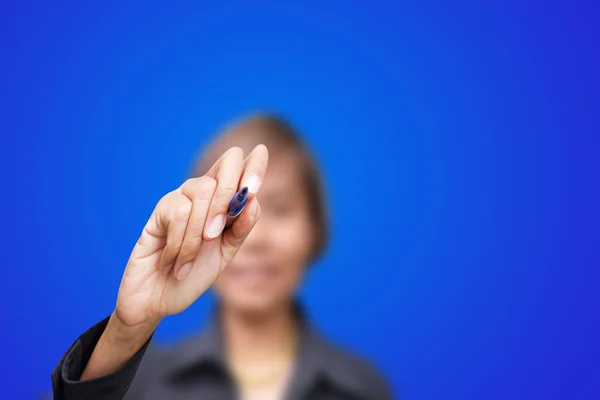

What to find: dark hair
left=192, top=113, right=329, bottom=261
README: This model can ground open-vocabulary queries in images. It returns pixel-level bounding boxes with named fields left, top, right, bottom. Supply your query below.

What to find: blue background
left=1, top=1, right=599, bottom=399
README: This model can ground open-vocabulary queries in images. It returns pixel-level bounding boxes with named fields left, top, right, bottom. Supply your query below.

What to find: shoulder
left=125, top=343, right=169, bottom=396
left=131, top=326, right=223, bottom=382
left=125, top=338, right=201, bottom=398
left=309, top=331, right=393, bottom=400
left=133, top=335, right=205, bottom=378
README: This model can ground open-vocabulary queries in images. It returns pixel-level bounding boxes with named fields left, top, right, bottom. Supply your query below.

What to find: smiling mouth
left=228, top=264, right=278, bottom=285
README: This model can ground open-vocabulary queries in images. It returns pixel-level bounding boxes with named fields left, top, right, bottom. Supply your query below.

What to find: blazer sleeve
left=51, top=316, right=152, bottom=400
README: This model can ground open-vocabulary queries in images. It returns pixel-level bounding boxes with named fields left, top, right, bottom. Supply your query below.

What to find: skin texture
left=81, top=145, right=269, bottom=380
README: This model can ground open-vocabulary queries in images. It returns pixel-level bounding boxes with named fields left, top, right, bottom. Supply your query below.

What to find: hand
left=114, top=145, right=268, bottom=328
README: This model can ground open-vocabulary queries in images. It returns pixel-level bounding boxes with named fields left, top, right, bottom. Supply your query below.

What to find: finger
left=174, top=176, right=217, bottom=280
left=239, top=144, right=269, bottom=197
left=203, top=147, right=245, bottom=240
left=221, top=197, right=261, bottom=263
left=157, top=192, right=192, bottom=273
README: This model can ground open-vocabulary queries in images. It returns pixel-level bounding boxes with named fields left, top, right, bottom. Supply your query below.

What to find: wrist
left=105, top=311, right=160, bottom=347
left=80, top=312, right=160, bottom=381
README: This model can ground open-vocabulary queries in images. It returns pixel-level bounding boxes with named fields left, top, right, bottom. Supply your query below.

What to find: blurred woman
left=51, top=114, right=392, bottom=400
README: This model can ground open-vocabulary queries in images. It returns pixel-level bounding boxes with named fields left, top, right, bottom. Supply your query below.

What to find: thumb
left=220, top=198, right=261, bottom=264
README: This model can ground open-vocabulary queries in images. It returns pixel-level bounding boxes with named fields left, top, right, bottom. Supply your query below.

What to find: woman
left=51, top=114, right=392, bottom=400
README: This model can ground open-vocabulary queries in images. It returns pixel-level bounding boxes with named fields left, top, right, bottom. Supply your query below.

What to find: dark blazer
left=51, top=306, right=393, bottom=400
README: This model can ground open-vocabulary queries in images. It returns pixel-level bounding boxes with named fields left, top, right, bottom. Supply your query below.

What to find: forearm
left=80, top=312, right=159, bottom=381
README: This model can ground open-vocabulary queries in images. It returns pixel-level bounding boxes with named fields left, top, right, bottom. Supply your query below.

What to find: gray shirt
left=52, top=306, right=393, bottom=400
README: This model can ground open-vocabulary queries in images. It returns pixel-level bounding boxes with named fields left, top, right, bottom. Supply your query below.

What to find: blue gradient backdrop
left=1, top=1, right=598, bottom=399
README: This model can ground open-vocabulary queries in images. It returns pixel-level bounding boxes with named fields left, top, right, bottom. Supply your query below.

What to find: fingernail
left=247, top=174, right=261, bottom=194
left=206, top=214, right=225, bottom=239
left=177, top=262, right=192, bottom=280
left=251, top=199, right=258, bottom=215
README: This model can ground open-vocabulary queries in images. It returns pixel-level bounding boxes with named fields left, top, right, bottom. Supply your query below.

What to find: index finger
left=239, top=144, right=269, bottom=197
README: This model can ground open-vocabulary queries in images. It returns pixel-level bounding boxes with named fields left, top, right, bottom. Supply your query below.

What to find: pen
left=225, top=186, right=249, bottom=229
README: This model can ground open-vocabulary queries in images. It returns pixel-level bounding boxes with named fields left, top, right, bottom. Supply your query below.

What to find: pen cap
left=228, top=186, right=249, bottom=217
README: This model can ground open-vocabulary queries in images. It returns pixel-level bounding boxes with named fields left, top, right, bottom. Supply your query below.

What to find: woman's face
left=212, top=153, right=314, bottom=314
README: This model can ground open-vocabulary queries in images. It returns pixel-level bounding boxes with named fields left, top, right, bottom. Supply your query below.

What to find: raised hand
left=80, top=145, right=268, bottom=381
left=116, top=145, right=269, bottom=327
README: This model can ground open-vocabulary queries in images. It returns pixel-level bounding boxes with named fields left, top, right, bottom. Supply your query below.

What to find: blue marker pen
left=225, top=186, right=249, bottom=229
